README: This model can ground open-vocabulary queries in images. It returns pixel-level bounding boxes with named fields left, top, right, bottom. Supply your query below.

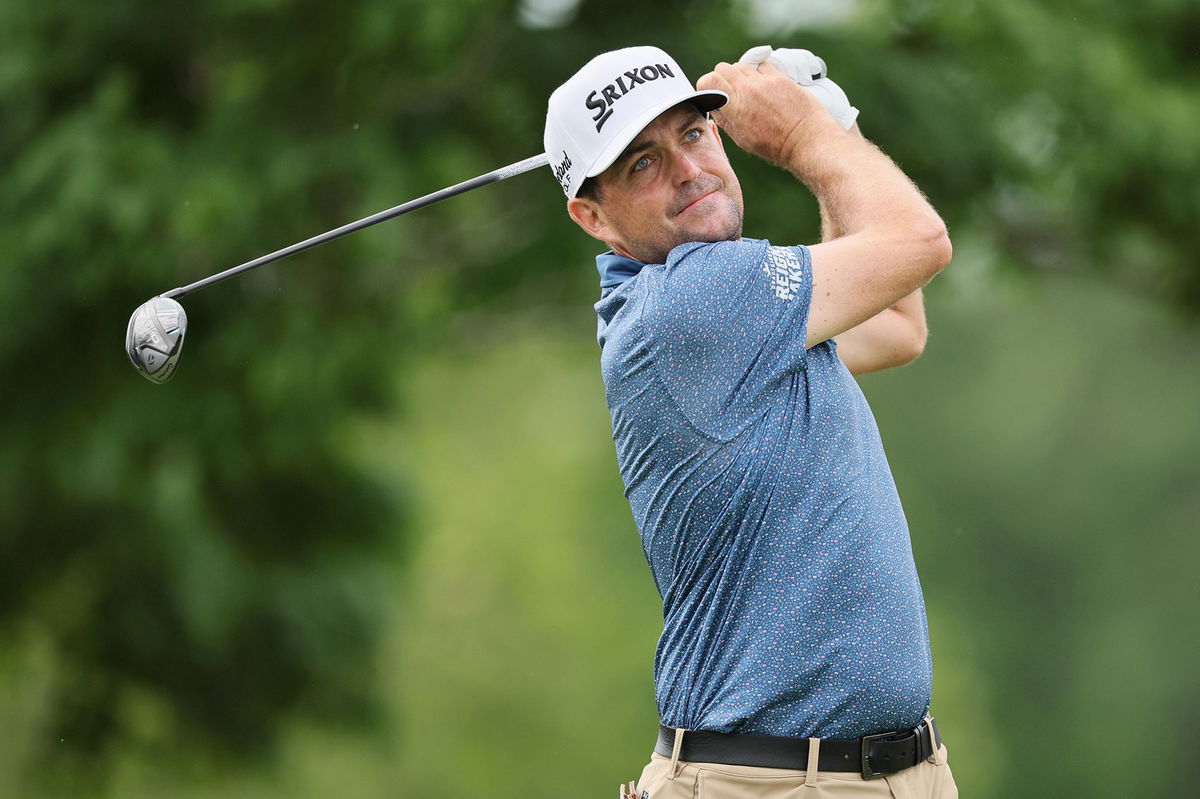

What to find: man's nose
left=667, top=149, right=704, bottom=184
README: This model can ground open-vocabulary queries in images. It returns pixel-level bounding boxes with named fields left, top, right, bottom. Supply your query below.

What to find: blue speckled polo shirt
left=594, top=237, right=931, bottom=740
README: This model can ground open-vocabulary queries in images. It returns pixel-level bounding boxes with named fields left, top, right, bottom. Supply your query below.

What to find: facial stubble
left=621, top=179, right=745, bottom=265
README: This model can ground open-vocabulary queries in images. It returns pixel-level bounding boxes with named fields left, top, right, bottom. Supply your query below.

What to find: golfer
left=545, top=45, right=956, bottom=797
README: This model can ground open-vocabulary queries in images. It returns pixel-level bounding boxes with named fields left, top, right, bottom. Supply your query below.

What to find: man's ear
left=567, top=196, right=612, bottom=243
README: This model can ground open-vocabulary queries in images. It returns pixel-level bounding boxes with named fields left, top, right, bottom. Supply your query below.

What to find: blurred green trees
left=1, top=0, right=1196, bottom=797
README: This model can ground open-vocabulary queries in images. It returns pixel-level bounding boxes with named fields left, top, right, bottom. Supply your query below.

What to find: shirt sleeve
left=646, top=238, right=814, bottom=441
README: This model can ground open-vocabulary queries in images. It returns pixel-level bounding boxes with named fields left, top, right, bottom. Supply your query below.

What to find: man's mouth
left=675, top=189, right=717, bottom=216
left=671, top=176, right=725, bottom=217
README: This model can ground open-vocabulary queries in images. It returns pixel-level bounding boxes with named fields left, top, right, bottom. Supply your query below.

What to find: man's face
left=568, top=103, right=744, bottom=264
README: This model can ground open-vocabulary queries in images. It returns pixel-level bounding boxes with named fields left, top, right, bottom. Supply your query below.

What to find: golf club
left=126, top=152, right=550, bottom=383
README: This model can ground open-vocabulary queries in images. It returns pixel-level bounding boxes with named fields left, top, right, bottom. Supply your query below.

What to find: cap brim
left=582, top=90, right=728, bottom=182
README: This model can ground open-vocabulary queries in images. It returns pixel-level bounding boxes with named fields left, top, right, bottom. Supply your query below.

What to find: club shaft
left=163, top=153, right=549, bottom=300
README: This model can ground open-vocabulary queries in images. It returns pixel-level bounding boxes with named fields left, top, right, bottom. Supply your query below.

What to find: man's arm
left=830, top=293, right=927, bottom=374
left=822, top=123, right=929, bottom=375
left=697, top=63, right=951, bottom=349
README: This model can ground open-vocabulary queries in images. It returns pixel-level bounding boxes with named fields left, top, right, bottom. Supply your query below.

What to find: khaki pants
left=626, top=743, right=958, bottom=799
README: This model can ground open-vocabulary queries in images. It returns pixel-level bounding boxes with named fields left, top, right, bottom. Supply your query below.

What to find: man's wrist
left=779, top=110, right=860, bottom=182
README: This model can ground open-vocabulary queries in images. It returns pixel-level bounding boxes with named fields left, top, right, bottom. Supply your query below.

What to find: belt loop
left=802, top=737, right=821, bottom=786
left=667, top=728, right=686, bottom=780
left=925, top=715, right=945, bottom=765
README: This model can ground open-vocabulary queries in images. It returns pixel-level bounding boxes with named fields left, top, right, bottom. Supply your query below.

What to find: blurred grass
left=377, top=311, right=664, bottom=796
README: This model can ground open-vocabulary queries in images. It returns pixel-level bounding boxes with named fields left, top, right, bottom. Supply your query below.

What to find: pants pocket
left=634, top=755, right=698, bottom=799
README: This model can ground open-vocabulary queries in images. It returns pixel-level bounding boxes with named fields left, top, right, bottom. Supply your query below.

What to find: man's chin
left=621, top=211, right=743, bottom=263
left=686, top=225, right=743, bottom=245
left=686, top=191, right=739, bottom=236
left=680, top=207, right=744, bottom=246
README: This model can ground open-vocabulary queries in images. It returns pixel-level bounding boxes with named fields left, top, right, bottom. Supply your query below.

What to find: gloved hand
left=738, top=45, right=860, bottom=130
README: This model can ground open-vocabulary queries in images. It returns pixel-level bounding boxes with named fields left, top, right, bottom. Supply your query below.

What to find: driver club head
left=126, top=296, right=187, bottom=383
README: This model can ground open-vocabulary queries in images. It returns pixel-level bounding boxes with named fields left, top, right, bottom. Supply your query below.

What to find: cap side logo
left=584, top=63, right=676, bottom=133
left=552, top=150, right=573, bottom=194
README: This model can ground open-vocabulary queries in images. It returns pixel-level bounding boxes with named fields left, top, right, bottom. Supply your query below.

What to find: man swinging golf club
left=545, top=45, right=957, bottom=798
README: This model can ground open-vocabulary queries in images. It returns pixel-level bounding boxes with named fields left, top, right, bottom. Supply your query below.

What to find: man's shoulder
left=661, top=238, right=812, bottom=293
left=664, top=237, right=771, bottom=270
left=653, top=237, right=812, bottom=305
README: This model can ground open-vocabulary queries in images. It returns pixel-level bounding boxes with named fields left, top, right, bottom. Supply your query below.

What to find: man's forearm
left=818, top=122, right=925, bottom=313
left=820, top=120, right=928, bottom=371
left=789, top=126, right=943, bottom=248
left=817, top=123, right=860, bottom=242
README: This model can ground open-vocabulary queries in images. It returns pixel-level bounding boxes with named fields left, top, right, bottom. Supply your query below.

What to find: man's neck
left=596, top=250, right=647, bottom=289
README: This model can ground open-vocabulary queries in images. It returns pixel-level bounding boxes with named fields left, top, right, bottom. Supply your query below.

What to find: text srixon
left=586, top=63, right=675, bottom=132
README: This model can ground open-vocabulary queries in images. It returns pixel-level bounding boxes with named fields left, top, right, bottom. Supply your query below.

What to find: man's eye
left=684, top=128, right=702, bottom=142
left=633, top=156, right=651, bottom=172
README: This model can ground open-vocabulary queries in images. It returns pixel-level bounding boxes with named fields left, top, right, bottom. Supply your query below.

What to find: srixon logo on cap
left=585, top=62, right=676, bottom=132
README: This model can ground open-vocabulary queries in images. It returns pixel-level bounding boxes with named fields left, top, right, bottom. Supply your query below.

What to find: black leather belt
left=654, top=717, right=942, bottom=780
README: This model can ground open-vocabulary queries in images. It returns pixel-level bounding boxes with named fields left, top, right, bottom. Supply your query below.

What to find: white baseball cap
left=544, top=46, right=727, bottom=198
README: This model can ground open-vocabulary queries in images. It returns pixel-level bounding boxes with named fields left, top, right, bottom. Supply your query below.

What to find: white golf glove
left=738, top=45, right=860, bottom=130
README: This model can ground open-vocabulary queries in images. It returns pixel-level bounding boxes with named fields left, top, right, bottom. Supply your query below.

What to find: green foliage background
left=1, top=0, right=1196, bottom=797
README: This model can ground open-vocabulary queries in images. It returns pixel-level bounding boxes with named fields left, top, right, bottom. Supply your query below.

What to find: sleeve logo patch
left=763, top=246, right=804, bottom=301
